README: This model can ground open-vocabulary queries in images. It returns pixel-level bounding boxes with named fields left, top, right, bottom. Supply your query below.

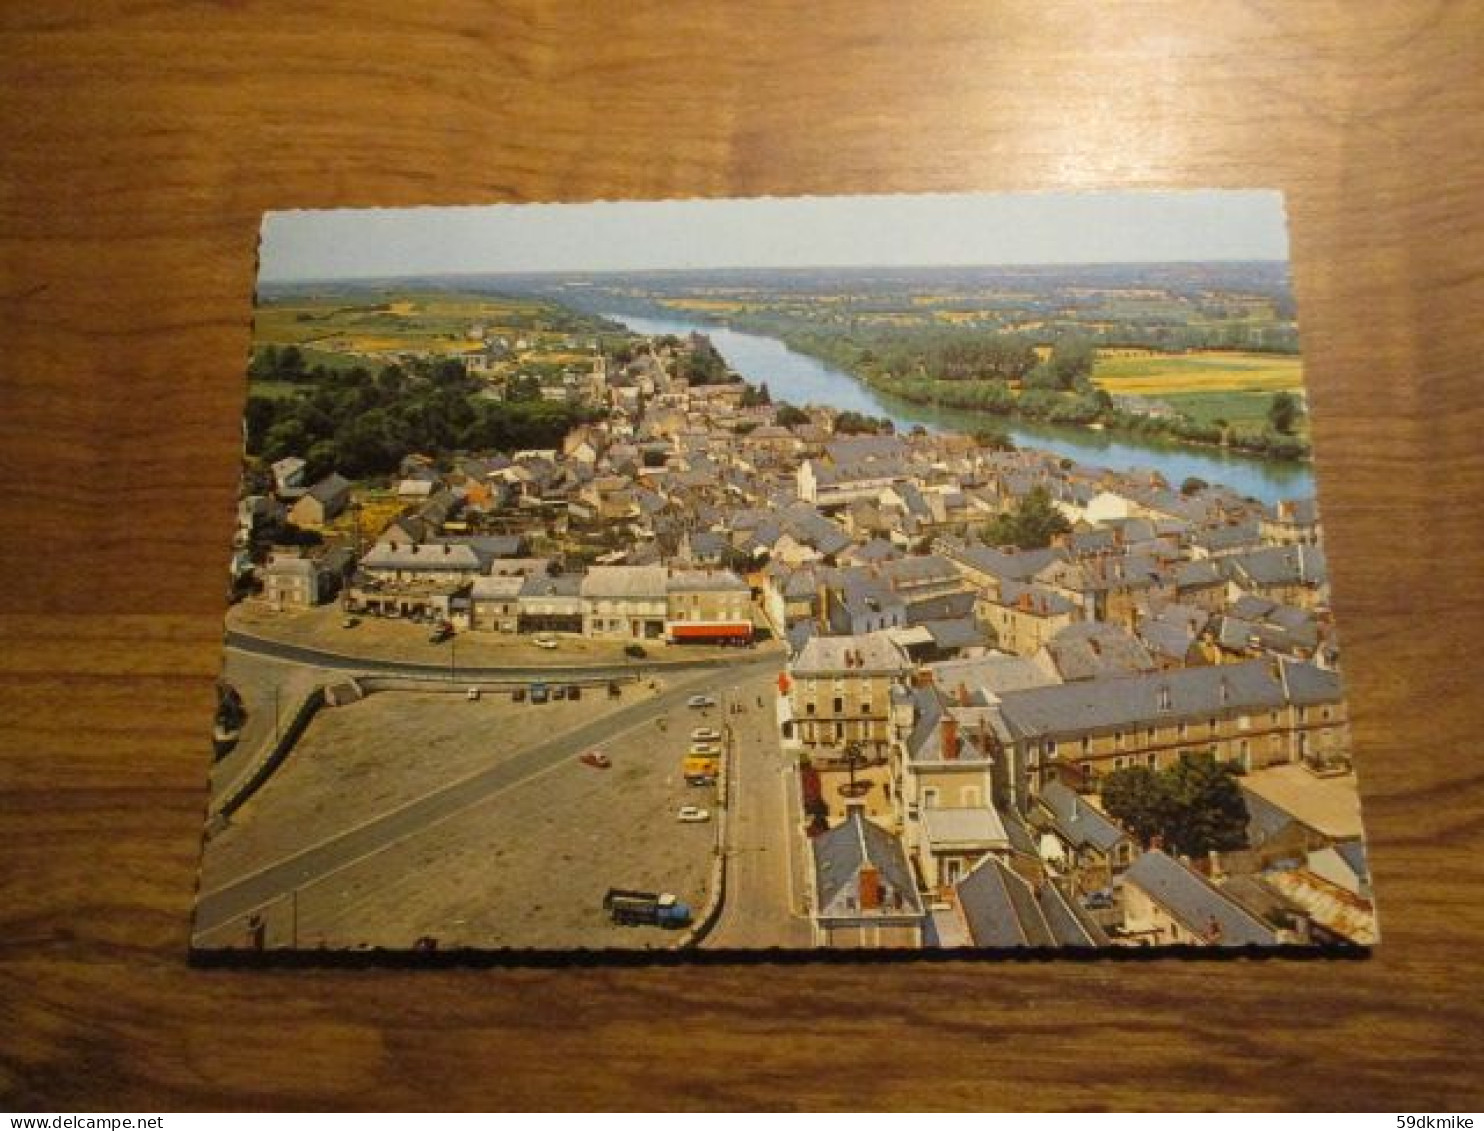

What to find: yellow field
left=1092, top=350, right=1304, bottom=395
left=664, top=298, right=749, bottom=314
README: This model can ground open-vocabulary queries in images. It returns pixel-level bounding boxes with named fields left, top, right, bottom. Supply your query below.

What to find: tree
left=1100, top=765, right=1173, bottom=848
left=982, top=484, right=1071, bottom=549
left=1163, top=753, right=1250, bottom=857
left=775, top=403, right=809, bottom=428
left=1101, top=753, right=1250, bottom=857
left=248, top=345, right=280, bottom=379
left=973, top=423, right=1016, bottom=451
left=1267, top=391, right=1301, bottom=435
left=1048, top=336, right=1097, bottom=389
left=277, top=345, right=305, bottom=380
left=1180, top=476, right=1209, bottom=497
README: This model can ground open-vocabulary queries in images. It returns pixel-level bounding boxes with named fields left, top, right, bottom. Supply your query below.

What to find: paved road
left=193, top=654, right=783, bottom=940
left=225, top=629, right=767, bottom=681
left=704, top=674, right=814, bottom=949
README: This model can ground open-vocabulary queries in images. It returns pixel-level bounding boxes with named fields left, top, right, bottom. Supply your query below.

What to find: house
left=945, top=856, right=1107, bottom=948
left=580, top=565, right=669, bottom=640
left=288, top=473, right=351, bottom=528
left=974, top=581, right=1079, bottom=657
left=1260, top=498, right=1322, bottom=546
left=470, top=575, right=524, bottom=633
left=1222, top=545, right=1328, bottom=609
left=1037, top=621, right=1157, bottom=683
left=517, top=574, right=584, bottom=634
left=810, top=810, right=925, bottom=948
left=1121, top=850, right=1281, bottom=946
left=783, top=631, right=912, bottom=756
left=994, top=659, right=1349, bottom=794
left=262, top=551, right=324, bottom=609
left=1136, top=602, right=1211, bottom=668
left=892, top=687, right=1024, bottom=892
left=1033, top=780, right=1135, bottom=892
left=665, top=569, right=753, bottom=644
left=270, top=456, right=307, bottom=498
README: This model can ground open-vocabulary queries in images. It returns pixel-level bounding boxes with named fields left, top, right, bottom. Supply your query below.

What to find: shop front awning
left=669, top=623, right=754, bottom=640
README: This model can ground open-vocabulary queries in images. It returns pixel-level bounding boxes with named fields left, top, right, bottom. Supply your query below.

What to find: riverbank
left=853, top=368, right=1312, bottom=465
left=768, top=331, right=1312, bottom=466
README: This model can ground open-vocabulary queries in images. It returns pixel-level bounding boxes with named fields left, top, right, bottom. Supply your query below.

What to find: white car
left=686, top=695, right=717, bottom=709
left=676, top=806, right=711, bottom=823
left=533, top=635, right=558, bottom=650
left=691, top=727, right=721, bottom=743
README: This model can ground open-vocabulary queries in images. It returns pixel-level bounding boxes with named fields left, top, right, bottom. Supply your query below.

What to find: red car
left=578, top=750, right=611, bottom=769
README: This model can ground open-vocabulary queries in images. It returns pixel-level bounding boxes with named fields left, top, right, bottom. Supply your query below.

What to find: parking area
left=196, top=678, right=732, bottom=951
left=200, top=677, right=678, bottom=890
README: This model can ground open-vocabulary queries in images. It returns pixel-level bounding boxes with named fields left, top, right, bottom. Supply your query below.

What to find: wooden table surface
left=3, top=0, right=1482, bottom=1112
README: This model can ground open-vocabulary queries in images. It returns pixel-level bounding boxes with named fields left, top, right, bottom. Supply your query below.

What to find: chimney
left=858, top=865, right=882, bottom=911
left=941, top=716, right=960, bottom=760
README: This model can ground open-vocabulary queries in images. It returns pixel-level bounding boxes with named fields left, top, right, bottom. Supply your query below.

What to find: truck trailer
left=603, top=888, right=693, bottom=928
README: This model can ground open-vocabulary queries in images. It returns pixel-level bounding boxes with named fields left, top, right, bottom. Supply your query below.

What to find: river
left=603, top=312, right=1314, bottom=505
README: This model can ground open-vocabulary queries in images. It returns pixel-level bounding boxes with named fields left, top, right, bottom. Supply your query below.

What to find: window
left=923, top=787, right=940, bottom=809
left=1209, top=717, right=1218, bottom=736
left=833, top=697, right=844, bottom=714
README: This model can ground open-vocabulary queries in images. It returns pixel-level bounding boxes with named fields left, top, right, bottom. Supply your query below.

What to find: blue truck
left=603, top=888, right=692, bottom=928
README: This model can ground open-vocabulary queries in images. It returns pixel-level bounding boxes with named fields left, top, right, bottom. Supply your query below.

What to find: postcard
left=193, top=190, right=1376, bottom=955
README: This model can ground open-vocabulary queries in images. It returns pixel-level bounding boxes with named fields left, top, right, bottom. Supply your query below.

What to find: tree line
left=244, top=358, right=591, bottom=481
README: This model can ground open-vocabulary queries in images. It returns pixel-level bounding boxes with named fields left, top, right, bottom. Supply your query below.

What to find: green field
left=251, top=291, right=594, bottom=361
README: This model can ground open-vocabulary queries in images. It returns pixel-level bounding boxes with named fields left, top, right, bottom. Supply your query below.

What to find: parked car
left=686, top=695, right=717, bottom=709
left=579, top=750, right=611, bottom=769
left=676, top=806, right=710, bottom=823
left=429, top=621, right=454, bottom=644
left=466, top=687, right=481, bottom=701
left=553, top=685, right=568, bottom=701
left=341, top=615, right=360, bottom=629
left=624, top=644, right=647, bottom=659
left=689, top=743, right=721, bottom=758
left=691, top=727, right=721, bottom=743
left=533, top=634, right=558, bottom=650
left=511, top=686, right=526, bottom=703
left=529, top=683, right=550, bottom=704
left=567, top=685, right=582, bottom=702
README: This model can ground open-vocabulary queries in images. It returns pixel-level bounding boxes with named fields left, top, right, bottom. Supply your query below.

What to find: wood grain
left=2, top=0, right=1482, bottom=1111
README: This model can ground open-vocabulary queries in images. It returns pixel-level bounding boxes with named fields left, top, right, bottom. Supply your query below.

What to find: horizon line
left=260, top=258, right=1291, bottom=287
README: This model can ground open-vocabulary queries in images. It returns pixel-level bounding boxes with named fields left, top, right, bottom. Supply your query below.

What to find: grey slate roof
left=1044, top=622, right=1157, bottom=681
left=996, top=659, right=1335, bottom=739
left=812, top=811, right=923, bottom=919
left=954, top=859, right=1105, bottom=948
left=1124, top=850, right=1280, bottom=946
left=1038, top=781, right=1131, bottom=854
left=791, top=631, right=911, bottom=676
left=1224, top=545, right=1327, bottom=588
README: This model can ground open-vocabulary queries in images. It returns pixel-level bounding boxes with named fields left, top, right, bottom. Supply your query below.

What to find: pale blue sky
left=259, top=190, right=1288, bottom=282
